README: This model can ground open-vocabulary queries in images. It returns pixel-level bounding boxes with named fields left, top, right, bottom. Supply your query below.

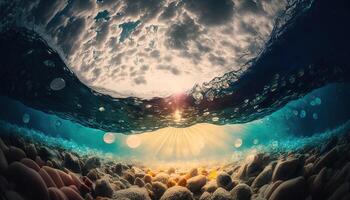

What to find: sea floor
left=1, top=125, right=350, bottom=200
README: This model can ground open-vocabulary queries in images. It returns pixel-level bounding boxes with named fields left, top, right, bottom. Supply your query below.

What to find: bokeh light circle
left=103, top=132, right=116, bottom=144
left=126, top=135, right=141, bottom=148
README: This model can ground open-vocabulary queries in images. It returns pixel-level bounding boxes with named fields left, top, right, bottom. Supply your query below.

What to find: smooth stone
left=235, top=164, right=248, bottom=179
left=230, top=183, right=252, bottom=200
left=20, top=157, right=40, bottom=171
left=313, top=147, right=339, bottom=173
left=35, top=156, right=46, bottom=167
left=5, top=146, right=26, bottom=163
left=188, top=168, right=198, bottom=178
left=264, top=181, right=282, bottom=199
left=327, top=182, right=349, bottom=200
left=38, top=146, right=58, bottom=161
left=113, top=180, right=127, bottom=191
left=152, top=181, right=168, bottom=200
left=69, top=171, right=83, bottom=189
left=272, top=158, right=301, bottom=182
left=0, top=148, right=8, bottom=172
left=325, top=162, right=350, bottom=196
left=251, top=165, right=273, bottom=190
left=25, top=144, right=37, bottom=160
left=311, top=167, right=327, bottom=199
left=178, top=177, right=187, bottom=187
left=199, top=191, right=212, bottom=200
left=123, top=171, right=136, bottom=184
left=43, top=166, right=65, bottom=188
left=48, top=187, right=69, bottom=200
left=212, top=187, right=233, bottom=200
left=0, top=138, right=8, bottom=152
left=87, top=169, right=99, bottom=181
left=187, top=175, right=207, bottom=193
left=202, top=180, right=218, bottom=193
left=95, top=179, right=114, bottom=198
left=7, top=161, right=49, bottom=200
left=153, top=172, right=170, bottom=185
left=114, top=187, right=151, bottom=200
left=168, top=167, right=176, bottom=174
left=134, top=177, right=145, bottom=187
left=143, top=174, right=152, bottom=184
left=269, top=176, right=307, bottom=200
left=83, top=156, right=101, bottom=173
left=64, top=153, right=81, bottom=173
left=246, top=154, right=265, bottom=177
left=39, top=168, right=57, bottom=188
left=0, top=175, right=9, bottom=191
left=4, top=190, right=25, bottom=200
left=82, top=176, right=93, bottom=188
left=60, top=186, right=84, bottom=200
left=57, top=169, right=75, bottom=186
left=160, top=186, right=193, bottom=200
left=217, top=172, right=233, bottom=191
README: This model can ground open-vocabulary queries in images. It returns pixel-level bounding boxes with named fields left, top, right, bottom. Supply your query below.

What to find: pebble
left=39, top=168, right=57, bottom=188
left=87, top=169, right=99, bottom=181
left=20, top=157, right=40, bottom=171
left=152, top=181, right=168, bottom=199
left=134, top=177, right=145, bottom=187
left=269, top=176, right=307, bottom=200
left=60, top=186, right=84, bottom=200
left=199, top=191, right=212, bottom=200
left=160, top=186, right=194, bottom=200
left=153, top=172, right=170, bottom=185
left=186, top=175, right=207, bottom=193
left=5, top=146, right=26, bottom=163
left=25, top=144, right=37, bottom=160
left=202, top=180, right=218, bottom=193
left=251, top=165, right=272, bottom=190
left=0, top=148, right=8, bottom=172
left=48, top=187, right=68, bottom=200
left=230, top=183, right=252, bottom=200
left=43, top=166, right=65, bottom=188
left=313, top=147, right=339, bottom=173
left=216, top=172, right=233, bottom=191
left=83, top=156, right=101, bottom=173
left=7, top=161, right=49, bottom=200
left=211, top=187, right=233, bottom=200
left=114, top=187, right=151, bottom=200
left=272, top=158, right=301, bottom=182
left=95, top=179, right=114, bottom=198
left=64, top=153, right=81, bottom=173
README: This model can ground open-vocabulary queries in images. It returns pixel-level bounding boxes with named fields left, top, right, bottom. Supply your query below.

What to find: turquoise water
left=1, top=83, right=349, bottom=164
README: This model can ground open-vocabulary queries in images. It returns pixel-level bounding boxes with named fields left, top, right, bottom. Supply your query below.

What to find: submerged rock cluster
left=1, top=131, right=350, bottom=200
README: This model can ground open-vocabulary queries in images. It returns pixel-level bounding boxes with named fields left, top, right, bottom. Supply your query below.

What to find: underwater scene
left=0, top=0, right=350, bottom=200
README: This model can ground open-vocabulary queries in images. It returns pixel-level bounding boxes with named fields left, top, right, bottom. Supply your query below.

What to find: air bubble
left=22, top=113, right=30, bottom=124
left=99, top=107, right=105, bottom=112
left=234, top=139, right=243, bottom=148
left=50, top=78, right=66, bottom=91
left=212, top=117, right=219, bottom=122
left=312, top=113, right=318, bottom=120
left=300, top=110, right=306, bottom=118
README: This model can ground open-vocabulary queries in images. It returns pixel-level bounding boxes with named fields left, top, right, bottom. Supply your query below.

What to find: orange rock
left=57, top=169, right=75, bottom=186
left=39, top=168, right=57, bottom=188
left=167, top=179, right=177, bottom=188
left=20, top=158, right=40, bottom=172
left=60, top=186, right=84, bottom=200
left=48, top=187, right=69, bottom=200
left=144, top=174, right=153, bottom=184
left=7, top=162, right=49, bottom=200
left=177, top=177, right=187, bottom=187
left=43, top=166, right=65, bottom=188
